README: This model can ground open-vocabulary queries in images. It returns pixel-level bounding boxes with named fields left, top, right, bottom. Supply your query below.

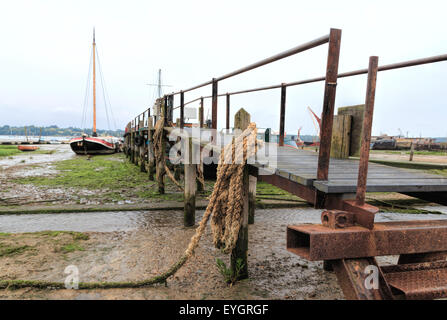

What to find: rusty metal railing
left=128, top=28, right=447, bottom=211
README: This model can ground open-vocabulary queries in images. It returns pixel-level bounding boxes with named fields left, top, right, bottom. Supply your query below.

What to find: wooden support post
left=157, top=99, right=167, bottom=194
left=226, top=93, right=230, bottom=132
left=409, top=142, right=414, bottom=161
left=356, top=56, right=379, bottom=206
left=134, top=117, right=139, bottom=165
left=196, top=162, right=204, bottom=192
left=248, top=174, right=257, bottom=225
left=148, top=117, right=155, bottom=180
left=231, top=165, right=249, bottom=279
left=180, top=91, right=185, bottom=129
left=184, top=137, right=196, bottom=227
left=230, top=108, right=251, bottom=279
left=211, top=78, right=218, bottom=130
left=130, top=120, right=135, bottom=163
left=279, top=83, right=286, bottom=147
left=316, top=28, right=342, bottom=181
left=199, top=97, right=204, bottom=128
left=139, top=117, right=146, bottom=173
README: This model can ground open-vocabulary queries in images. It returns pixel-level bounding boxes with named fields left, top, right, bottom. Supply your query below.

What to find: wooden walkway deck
left=257, top=147, right=447, bottom=194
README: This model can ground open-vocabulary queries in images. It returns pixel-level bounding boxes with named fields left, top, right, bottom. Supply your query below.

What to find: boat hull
left=18, top=145, right=39, bottom=152
left=69, top=137, right=117, bottom=155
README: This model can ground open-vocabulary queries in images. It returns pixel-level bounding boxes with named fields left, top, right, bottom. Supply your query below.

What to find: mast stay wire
left=81, top=49, right=93, bottom=132
left=95, top=46, right=117, bottom=132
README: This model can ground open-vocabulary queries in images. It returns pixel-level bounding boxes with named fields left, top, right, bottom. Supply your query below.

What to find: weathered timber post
left=231, top=108, right=254, bottom=279
left=134, top=116, right=139, bottom=165
left=356, top=56, right=379, bottom=206
left=148, top=116, right=155, bottom=180
left=315, top=28, right=342, bottom=207
left=157, top=97, right=167, bottom=194
left=248, top=169, right=257, bottom=224
left=196, top=97, right=205, bottom=192
left=409, top=141, right=414, bottom=161
left=199, top=97, right=204, bottom=128
left=139, top=116, right=146, bottom=172
left=175, top=91, right=185, bottom=180
left=226, top=93, right=230, bottom=132
left=330, top=114, right=352, bottom=159
left=130, top=120, right=135, bottom=163
left=180, top=91, right=185, bottom=128
left=279, top=83, right=286, bottom=147
left=211, top=79, right=218, bottom=131
left=184, top=136, right=196, bottom=227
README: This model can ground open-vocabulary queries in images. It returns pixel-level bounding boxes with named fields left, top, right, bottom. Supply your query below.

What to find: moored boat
left=18, top=145, right=39, bottom=152
left=70, top=29, right=120, bottom=156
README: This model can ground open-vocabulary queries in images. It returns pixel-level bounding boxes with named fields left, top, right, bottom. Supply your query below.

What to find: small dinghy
left=18, top=145, right=39, bottom=152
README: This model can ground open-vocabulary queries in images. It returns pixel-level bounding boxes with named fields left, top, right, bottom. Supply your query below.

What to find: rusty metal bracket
left=287, top=220, right=447, bottom=261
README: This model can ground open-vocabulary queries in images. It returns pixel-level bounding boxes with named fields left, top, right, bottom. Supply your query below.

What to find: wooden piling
left=231, top=108, right=251, bottom=279
left=184, top=137, right=196, bottom=227
left=248, top=174, right=257, bottom=224
left=226, top=93, right=230, bottom=131
left=231, top=164, right=249, bottom=279
left=148, top=116, right=155, bottom=180
left=409, top=142, right=415, bottom=161
left=157, top=99, right=167, bottom=194
left=279, top=83, right=286, bottom=147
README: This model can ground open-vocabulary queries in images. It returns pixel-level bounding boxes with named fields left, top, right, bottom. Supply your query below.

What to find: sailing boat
left=70, top=29, right=120, bottom=155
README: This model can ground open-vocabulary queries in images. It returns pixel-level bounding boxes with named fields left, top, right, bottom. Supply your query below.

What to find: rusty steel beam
left=287, top=220, right=447, bottom=261
left=279, top=84, right=286, bottom=147
left=317, top=28, right=342, bottom=181
left=180, top=91, right=185, bottom=129
left=356, top=56, right=379, bottom=206
left=257, top=173, right=315, bottom=204
left=211, top=78, right=218, bottom=130
left=332, top=258, right=394, bottom=300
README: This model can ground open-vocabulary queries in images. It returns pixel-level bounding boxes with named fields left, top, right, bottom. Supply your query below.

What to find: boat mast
left=92, top=28, right=97, bottom=137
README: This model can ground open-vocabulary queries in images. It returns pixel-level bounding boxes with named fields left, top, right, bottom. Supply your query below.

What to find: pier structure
left=123, top=28, right=447, bottom=299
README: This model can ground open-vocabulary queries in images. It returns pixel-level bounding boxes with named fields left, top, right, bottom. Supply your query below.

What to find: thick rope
left=153, top=118, right=184, bottom=191
left=0, top=124, right=260, bottom=290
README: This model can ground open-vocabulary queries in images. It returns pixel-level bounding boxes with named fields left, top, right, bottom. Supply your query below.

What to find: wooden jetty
left=123, top=28, right=447, bottom=299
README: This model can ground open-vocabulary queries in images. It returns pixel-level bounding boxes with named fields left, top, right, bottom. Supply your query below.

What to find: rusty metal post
left=356, top=56, right=379, bottom=206
left=211, top=78, right=218, bottom=130
left=199, top=97, right=204, bottom=128
left=279, top=83, right=286, bottom=147
left=316, top=28, right=342, bottom=181
left=180, top=91, right=185, bottom=129
left=163, top=95, right=168, bottom=126
left=226, top=93, right=230, bottom=131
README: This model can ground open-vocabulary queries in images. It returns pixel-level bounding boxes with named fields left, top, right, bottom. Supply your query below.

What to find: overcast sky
left=0, top=0, right=446, bottom=137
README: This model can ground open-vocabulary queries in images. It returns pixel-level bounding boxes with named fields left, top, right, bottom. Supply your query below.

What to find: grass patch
left=0, top=146, right=21, bottom=157
left=0, top=244, right=30, bottom=257
left=32, top=231, right=89, bottom=240
left=13, top=154, right=186, bottom=202
left=371, top=150, right=447, bottom=156
left=429, top=169, right=447, bottom=177
left=59, top=243, right=85, bottom=253
left=256, top=181, right=302, bottom=201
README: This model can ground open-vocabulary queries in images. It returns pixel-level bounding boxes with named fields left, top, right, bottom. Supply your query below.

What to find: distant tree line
left=0, top=125, right=124, bottom=137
